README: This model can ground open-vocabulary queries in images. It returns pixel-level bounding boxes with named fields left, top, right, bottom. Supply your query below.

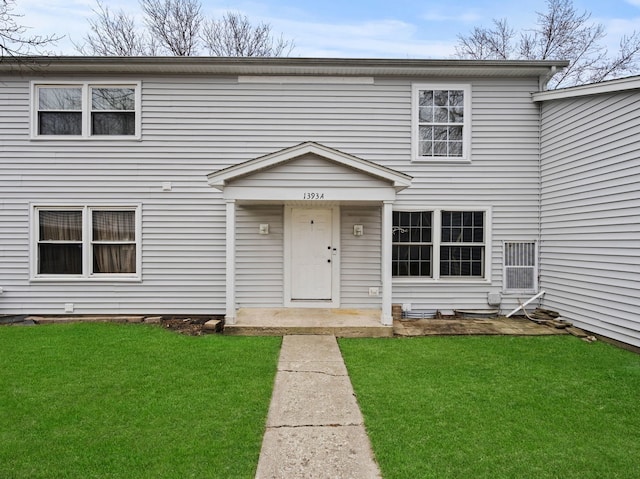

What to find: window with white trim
left=393, top=209, right=488, bottom=280
left=34, top=206, right=140, bottom=279
left=440, top=211, right=485, bottom=277
left=392, top=211, right=433, bottom=277
left=33, top=82, right=140, bottom=138
left=503, top=241, right=538, bottom=293
left=412, top=83, right=471, bottom=161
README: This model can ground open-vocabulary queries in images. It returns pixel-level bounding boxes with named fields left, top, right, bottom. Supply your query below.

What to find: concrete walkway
left=255, top=335, right=381, bottom=479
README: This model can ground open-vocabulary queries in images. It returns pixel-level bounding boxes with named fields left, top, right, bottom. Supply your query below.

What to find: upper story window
left=32, top=82, right=141, bottom=139
left=412, top=83, right=471, bottom=162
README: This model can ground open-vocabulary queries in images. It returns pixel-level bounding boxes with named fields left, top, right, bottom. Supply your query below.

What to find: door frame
left=284, top=205, right=341, bottom=308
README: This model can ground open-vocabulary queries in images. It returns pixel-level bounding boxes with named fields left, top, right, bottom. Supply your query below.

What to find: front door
left=288, top=207, right=337, bottom=303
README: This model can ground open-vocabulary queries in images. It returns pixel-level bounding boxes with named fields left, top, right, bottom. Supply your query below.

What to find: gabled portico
left=207, top=142, right=411, bottom=325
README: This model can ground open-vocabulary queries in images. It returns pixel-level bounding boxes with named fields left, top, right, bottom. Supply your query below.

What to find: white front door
left=286, top=207, right=339, bottom=306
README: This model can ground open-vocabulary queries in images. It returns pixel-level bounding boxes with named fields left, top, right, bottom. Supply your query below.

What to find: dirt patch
left=160, top=316, right=224, bottom=336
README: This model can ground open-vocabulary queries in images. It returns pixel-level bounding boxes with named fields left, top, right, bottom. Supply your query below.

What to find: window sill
left=30, top=276, right=142, bottom=283
left=393, top=277, right=490, bottom=284
left=411, top=157, right=471, bottom=164
left=30, top=135, right=142, bottom=141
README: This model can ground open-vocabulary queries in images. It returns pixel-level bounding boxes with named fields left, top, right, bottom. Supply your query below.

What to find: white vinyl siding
left=539, top=89, right=640, bottom=348
left=341, top=207, right=382, bottom=308
left=1, top=74, right=541, bottom=315
left=235, top=205, right=284, bottom=307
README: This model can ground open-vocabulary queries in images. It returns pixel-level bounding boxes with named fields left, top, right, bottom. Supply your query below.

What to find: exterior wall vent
left=503, top=241, right=538, bottom=294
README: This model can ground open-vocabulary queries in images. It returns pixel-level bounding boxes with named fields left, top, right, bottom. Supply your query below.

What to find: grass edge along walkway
left=340, top=335, right=640, bottom=479
left=0, top=323, right=281, bottom=479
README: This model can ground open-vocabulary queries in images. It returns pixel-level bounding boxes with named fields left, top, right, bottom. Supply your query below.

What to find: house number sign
left=303, top=192, right=325, bottom=200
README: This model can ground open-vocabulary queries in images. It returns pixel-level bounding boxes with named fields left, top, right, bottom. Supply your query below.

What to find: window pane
left=92, top=88, right=135, bottom=110
left=434, top=127, right=448, bottom=141
left=441, top=211, right=484, bottom=244
left=450, top=107, right=464, bottom=123
left=419, top=106, right=433, bottom=122
left=92, top=112, right=135, bottom=135
left=448, top=141, right=463, bottom=157
left=39, top=88, right=82, bottom=110
left=434, top=90, right=448, bottom=106
left=440, top=246, right=484, bottom=277
left=39, top=211, right=82, bottom=241
left=449, top=90, right=464, bottom=106
left=419, top=90, right=433, bottom=106
left=93, top=211, right=135, bottom=241
left=419, top=126, right=433, bottom=141
left=38, top=112, right=82, bottom=135
left=93, top=245, right=136, bottom=273
left=448, top=126, right=462, bottom=141
left=93, top=211, right=136, bottom=274
left=38, top=244, right=82, bottom=274
left=433, top=141, right=448, bottom=156
left=433, top=107, right=449, bottom=123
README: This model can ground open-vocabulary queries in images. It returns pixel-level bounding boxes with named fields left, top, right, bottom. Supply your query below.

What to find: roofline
left=207, top=141, right=412, bottom=192
left=0, top=56, right=569, bottom=78
left=532, top=75, right=640, bottom=101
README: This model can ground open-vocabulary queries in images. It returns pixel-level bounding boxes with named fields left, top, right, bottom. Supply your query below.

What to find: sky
left=13, top=0, right=640, bottom=58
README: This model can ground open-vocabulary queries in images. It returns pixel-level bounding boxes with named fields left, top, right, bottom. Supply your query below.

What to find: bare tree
left=141, top=0, right=202, bottom=56
left=455, top=0, right=640, bottom=88
left=75, top=1, right=150, bottom=56
left=77, top=0, right=294, bottom=57
left=0, top=0, right=61, bottom=59
left=201, top=12, right=294, bottom=57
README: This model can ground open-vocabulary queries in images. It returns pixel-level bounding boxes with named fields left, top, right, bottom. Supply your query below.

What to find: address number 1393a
left=303, top=192, right=325, bottom=200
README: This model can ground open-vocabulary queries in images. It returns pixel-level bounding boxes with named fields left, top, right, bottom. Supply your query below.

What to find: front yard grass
left=0, top=323, right=281, bottom=479
left=340, top=335, right=640, bottom=479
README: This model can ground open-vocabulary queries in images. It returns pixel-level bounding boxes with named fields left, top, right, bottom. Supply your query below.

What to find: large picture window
left=412, top=83, right=471, bottom=161
left=34, top=207, right=140, bottom=279
left=33, top=82, right=140, bottom=138
left=393, top=209, right=489, bottom=280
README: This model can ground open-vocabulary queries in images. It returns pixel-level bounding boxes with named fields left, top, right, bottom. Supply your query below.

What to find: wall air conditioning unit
left=503, top=241, right=538, bottom=294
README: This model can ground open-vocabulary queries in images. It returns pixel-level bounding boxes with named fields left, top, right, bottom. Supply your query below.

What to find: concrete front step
left=224, top=307, right=393, bottom=338
left=224, top=324, right=393, bottom=338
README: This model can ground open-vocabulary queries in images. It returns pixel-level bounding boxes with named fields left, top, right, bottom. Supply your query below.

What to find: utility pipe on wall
left=506, top=290, right=546, bottom=318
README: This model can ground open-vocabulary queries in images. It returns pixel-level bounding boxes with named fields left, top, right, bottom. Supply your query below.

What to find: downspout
left=535, top=66, right=556, bottom=307
left=537, top=97, right=543, bottom=303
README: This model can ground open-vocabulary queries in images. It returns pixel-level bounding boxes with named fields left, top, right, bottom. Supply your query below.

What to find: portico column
left=381, top=200, right=393, bottom=326
left=225, top=199, right=237, bottom=324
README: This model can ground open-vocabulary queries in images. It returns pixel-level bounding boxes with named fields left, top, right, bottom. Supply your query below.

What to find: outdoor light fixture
left=259, top=224, right=270, bottom=235
left=353, top=224, right=364, bottom=236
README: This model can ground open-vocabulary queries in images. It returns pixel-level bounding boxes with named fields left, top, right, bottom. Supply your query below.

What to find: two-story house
left=1, top=57, right=638, bottom=349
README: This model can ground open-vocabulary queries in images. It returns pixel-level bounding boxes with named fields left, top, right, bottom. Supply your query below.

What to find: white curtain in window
left=93, top=211, right=136, bottom=274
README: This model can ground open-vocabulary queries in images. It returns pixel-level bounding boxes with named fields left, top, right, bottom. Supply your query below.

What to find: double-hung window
left=393, top=208, right=489, bottom=280
left=34, top=206, right=140, bottom=280
left=33, top=82, right=140, bottom=138
left=412, top=83, right=471, bottom=162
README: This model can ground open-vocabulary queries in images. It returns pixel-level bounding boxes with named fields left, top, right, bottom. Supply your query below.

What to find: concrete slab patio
left=255, top=335, right=381, bottom=479
left=225, top=308, right=567, bottom=338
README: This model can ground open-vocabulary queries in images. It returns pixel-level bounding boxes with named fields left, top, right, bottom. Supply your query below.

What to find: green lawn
left=0, top=323, right=281, bottom=479
left=340, top=336, right=640, bottom=479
